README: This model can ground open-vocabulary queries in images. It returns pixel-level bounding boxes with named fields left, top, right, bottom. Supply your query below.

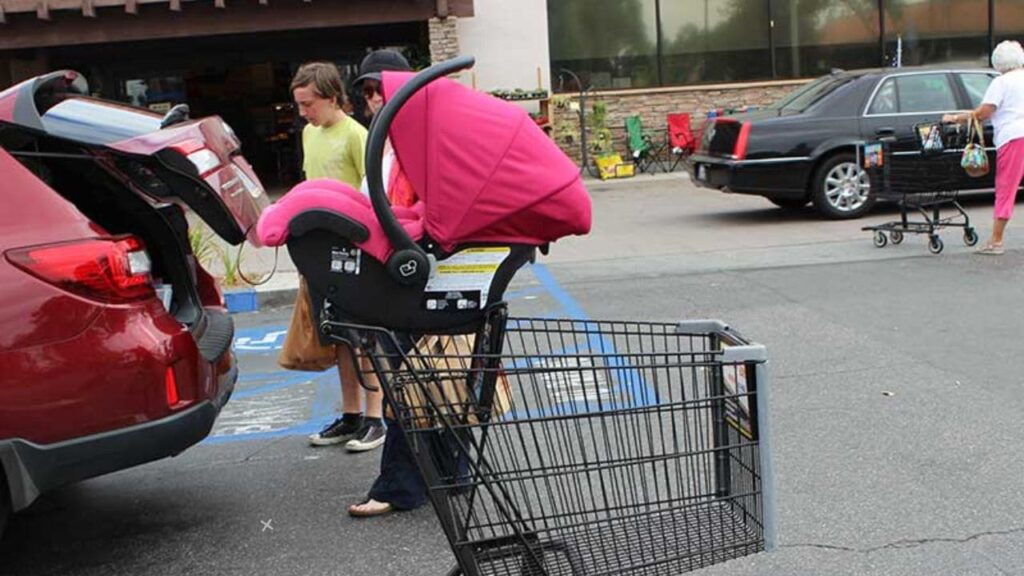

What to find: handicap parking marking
left=207, top=369, right=340, bottom=443
left=234, top=326, right=288, bottom=354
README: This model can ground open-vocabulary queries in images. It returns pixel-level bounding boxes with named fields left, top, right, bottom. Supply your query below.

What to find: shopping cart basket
left=334, top=311, right=775, bottom=576
left=257, top=56, right=776, bottom=575
left=860, top=122, right=979, bottom=254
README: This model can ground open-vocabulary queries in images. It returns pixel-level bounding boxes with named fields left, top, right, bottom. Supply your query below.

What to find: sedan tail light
left=733, top=122, right=752, bottom=160
left=6, top=235, right=156, bottom=303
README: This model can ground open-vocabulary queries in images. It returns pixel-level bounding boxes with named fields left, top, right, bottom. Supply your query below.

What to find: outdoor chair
left=625, top=115, right=666, bottom=174
left=666, top=113, right=698, bottom=172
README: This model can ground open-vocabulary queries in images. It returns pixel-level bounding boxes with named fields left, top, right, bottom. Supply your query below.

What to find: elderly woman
left=944, top=40, right=1024, bottom=255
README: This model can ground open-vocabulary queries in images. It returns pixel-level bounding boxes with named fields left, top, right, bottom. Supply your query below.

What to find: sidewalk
left=209, top=170, right=692, bottom=313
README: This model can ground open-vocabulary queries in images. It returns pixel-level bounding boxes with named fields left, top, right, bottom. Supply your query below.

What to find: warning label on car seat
left=423, top=247, right=510, bottom=311
left=330, top=247, right=361, bottom=275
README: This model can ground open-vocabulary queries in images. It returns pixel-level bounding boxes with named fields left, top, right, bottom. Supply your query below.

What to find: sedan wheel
left=813, top=153, right=876, bottom=219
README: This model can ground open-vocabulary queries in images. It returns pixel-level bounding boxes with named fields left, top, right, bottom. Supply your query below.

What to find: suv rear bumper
left=0, top=362, right=236, bottom=512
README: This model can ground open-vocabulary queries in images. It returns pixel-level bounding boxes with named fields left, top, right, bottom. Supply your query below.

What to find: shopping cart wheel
left=928, top=235, right=944, bottom=254
left=964, top=228, right=979, bottom=247
left=890, top=231, right=904, bottom=245
left=873, top=231, right=888, bottom=248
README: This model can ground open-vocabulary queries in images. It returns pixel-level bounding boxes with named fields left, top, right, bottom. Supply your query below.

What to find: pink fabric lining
left=256, top=178, right=424, bottom=263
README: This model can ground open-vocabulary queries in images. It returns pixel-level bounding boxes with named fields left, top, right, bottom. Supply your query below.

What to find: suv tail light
left=6, top=235, right=155, bottom=303
left=733, top=122, right=751, bottom=160
left=172, top=139, right=221, bottom=176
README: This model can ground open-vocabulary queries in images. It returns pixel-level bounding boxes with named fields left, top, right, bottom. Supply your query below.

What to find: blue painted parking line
left=204, top=421, right=325, bottom=445
left=231, top=371, right=324, bottom=400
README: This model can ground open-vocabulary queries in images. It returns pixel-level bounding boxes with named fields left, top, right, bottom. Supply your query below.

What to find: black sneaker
left=345, top=421, right=387, bottom=452
left=309, top=414, right=363, bottom=447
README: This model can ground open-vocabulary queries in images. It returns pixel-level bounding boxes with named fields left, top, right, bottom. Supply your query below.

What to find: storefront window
left=772, top=0, right=880, bottom=79
left=660, top=0, right=771, bottom=84
left=995, top=0, right=1024, bottom=46
left=549, top=0, right=1018, bottom=90
left=884, top=0, right=988, bottom=67
left=548, top=0, right=658, bottom=90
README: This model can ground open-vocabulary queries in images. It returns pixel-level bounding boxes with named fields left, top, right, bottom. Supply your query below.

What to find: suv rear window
left=40, top=97, right=162, bottom=146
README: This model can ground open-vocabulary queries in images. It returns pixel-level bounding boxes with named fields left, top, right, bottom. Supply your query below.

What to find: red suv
left=0, top=71, right=268, bottom=537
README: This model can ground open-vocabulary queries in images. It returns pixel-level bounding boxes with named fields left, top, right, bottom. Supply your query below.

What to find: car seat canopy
left=382, top=71, right=591, bottom=251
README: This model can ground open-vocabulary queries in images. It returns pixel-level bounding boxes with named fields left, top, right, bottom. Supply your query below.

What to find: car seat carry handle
left=366, top=55, right=476, bottom=285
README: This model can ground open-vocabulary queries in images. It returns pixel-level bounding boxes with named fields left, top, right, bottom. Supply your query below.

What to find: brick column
left=428, top=16, right=460, bottom=63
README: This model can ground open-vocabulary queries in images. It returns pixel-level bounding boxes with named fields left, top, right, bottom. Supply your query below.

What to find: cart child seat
left=257, top=57, right=592, bottom=334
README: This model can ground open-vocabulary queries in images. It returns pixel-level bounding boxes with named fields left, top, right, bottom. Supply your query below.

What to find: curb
left=256, top=286, right=301, bottom=311
left=224, top=286, right=300, bottom=314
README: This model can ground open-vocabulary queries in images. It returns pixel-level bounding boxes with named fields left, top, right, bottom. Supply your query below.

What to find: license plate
left=696, top=164, right=707, bottom=182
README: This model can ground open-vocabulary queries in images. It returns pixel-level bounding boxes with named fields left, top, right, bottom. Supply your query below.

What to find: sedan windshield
left=771, top=74, right=856, bottom=113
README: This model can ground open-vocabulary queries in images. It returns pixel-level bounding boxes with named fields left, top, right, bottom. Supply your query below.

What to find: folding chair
left=625, top=115, right=666, bottom=174
left=666, top=113, right=698, bottom=172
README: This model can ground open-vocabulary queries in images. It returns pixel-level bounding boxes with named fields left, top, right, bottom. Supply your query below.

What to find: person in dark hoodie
left=346, top=50, right=429, bottom=518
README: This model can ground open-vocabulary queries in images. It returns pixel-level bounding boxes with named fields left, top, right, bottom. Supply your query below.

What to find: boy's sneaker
left=345, top=421, right=387, bottom=452
left=309, top=414, right=362, bottom=446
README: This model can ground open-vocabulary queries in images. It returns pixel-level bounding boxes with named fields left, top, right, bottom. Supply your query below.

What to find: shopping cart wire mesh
left=332, top=314, right=775, bottom=576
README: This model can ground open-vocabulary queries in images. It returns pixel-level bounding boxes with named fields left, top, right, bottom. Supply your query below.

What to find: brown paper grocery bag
left=277, top=278, right=336, bottom=372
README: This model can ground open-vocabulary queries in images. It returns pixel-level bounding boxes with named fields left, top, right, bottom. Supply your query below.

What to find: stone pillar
left=428, top=16, right=460, bottom=63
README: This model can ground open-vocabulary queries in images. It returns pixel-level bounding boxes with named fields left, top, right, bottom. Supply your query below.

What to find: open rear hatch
left=0, top=70, right=268, bottom=245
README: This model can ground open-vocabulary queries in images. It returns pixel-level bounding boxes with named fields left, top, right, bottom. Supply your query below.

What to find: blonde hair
left=290, top=62, right=347, bottom=106
left=992, top=41, right=1024, bottom=74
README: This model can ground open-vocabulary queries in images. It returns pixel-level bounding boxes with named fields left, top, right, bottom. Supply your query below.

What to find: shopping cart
left=338, top=313, right=774, bottom=576
left=257, top=56, right=776, bottom=575
left=860, top=122, right=979, bottom=254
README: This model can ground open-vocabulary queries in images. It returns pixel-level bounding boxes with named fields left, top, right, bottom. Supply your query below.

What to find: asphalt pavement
left=3, top=174, right=1024, bottom=576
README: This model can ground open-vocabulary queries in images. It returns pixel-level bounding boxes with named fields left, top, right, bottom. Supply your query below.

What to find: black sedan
left=686, top=66, right=997, bottom=219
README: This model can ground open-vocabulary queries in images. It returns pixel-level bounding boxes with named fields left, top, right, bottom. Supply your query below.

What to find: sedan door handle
left=875, top=127, right=896, bottom=138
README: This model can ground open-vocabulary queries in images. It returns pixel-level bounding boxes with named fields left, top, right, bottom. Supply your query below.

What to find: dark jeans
left=368, top=421, right=428, bottom=510
left=368, top=420, right=472, bottom=510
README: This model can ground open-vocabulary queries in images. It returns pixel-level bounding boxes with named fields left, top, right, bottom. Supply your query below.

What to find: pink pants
left=994, top=138, right=1024, bottom=220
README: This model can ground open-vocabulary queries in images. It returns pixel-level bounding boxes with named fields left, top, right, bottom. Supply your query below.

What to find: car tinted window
left=960, top=73, right=994, bottom=108
left=896, top=74, right=957, bottom=113
left=868, top=74, right=958, bottom=114
left=868, top=79, right=898, bottom=114
left=771, top=75, right=855, bottom=113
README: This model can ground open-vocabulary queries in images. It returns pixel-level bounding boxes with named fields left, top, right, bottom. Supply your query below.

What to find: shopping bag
left=961, top=116, right=990, bottom=178
left=395, top=333, right=512, bottom=428
left=277, top=278, right=337, bottom=372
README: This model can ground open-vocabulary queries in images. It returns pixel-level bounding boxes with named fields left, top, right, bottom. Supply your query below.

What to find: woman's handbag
left=961, top=115, right=991, bottom=178
left=277, top=278, right=337, bottom=372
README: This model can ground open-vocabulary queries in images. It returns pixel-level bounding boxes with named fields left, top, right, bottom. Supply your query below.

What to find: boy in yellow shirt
left=288, top=62, right=384, bottom=451
left=293, top=62, right=368, bottom=187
